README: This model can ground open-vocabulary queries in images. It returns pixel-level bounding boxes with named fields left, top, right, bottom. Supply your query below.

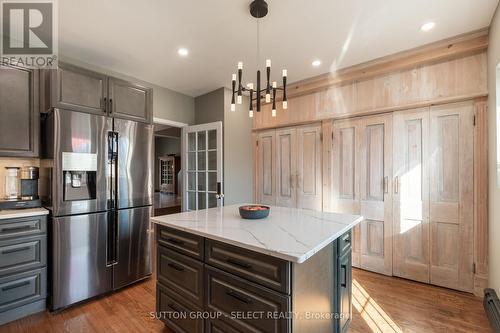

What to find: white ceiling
left=59, top=0, right=499, bottom=97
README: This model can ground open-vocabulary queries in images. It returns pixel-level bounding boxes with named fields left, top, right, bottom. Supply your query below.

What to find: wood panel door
left=0, top=64, right=39, bottom=157
left=359, top=115, right=393, bottom=276
left=332, top=119, right=361, bottom=267
left=429, top=102, right=474, bottom=292
left=256, top=130, right=276, bottom=205
left=51, top=62, right=107, bottom=115
left=393, top=108, right=430, bottom=283
left=108, top=77, right=153, bottom=124
left=275, top=128, right=297, bottom=207
left=296, top=124, right=323, bottom=210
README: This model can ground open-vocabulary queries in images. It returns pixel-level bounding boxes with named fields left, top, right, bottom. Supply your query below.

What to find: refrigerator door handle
left=106, top=211, right=119, bottom=267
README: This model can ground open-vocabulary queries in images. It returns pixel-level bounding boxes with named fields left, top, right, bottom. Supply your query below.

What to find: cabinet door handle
left=167, top=237, right=184, bottom=246
left=341, top=264, right=347, bottom=288
left=383, top=176, right=389, bottom=194
left=0, top=224, right=33, bottom=233
left=226, top=289, right=252, bottom=304
left=394, top=176, right=399, bottom=194
left=103, top=97, right=107, bottom=113
left=168, top=303, right=184, bottom=313
left=226, top=258, right=252, bottom=269
left=2, top=280, right=30, bottom=291
left=2, top=246, right=31, bottom=255
left=167, top=263, right=185, bottom=272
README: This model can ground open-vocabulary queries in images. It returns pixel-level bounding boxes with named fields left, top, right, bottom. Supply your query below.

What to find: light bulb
left=282, top=69, right=287, bottom=77
left=282, top=101, right=288, bottom=110
left=232, top=74, right=237, bottom=81
left=272, top=81, right=277, bottom=88
left=247, top=83, right=254, bottom=89
left=266, top=59, right=271, bottom=67
left=265, top=94, right=271, bottom=103
left=231, top=103, right=235, bottom=112
left=238, top=62, right=243, bottom=70
left=237, top=95, right=242, bottom=104
left=249, top=110, right=254, bottom=118
left=272, top=109, right=276, bottom=117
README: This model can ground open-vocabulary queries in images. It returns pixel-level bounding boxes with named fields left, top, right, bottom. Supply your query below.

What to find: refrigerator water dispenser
left=62, top=152, right=97, bottom=201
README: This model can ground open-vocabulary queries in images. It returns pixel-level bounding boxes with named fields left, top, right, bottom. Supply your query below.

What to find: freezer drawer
left=51, top=212, right=112, bottom=310
left=113, top=206, right=152, bottom=289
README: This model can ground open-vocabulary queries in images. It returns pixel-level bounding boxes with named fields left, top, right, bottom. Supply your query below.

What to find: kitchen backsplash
left=0, top=158, right=40, bottom=199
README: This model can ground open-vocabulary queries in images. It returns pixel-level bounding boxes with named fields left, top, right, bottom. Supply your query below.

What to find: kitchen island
left=151, top=205, right=363, bottom=333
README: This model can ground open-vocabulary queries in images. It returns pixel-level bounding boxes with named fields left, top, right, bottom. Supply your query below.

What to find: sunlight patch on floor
left=352, top=279, right=403, bottom=333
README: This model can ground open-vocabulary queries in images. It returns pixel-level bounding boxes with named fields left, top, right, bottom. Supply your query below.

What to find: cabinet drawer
left=157, top=283, right=204, bottom=333
left=338, top=230, right=352, bottom=256
left=206, top=319, right=240, bottom=333
left=157, top=225, right=204, bottom=260
left=157, top=246, right=204, bottom=307
left=205, top=239, right=291, bottom=294
left=0, top=267, right=46, bottom=313
left=206, top=266, right=290, bottom=333
left=0, top=215, right=46, bottom=240
left=0, top=236, right=46, bottom=276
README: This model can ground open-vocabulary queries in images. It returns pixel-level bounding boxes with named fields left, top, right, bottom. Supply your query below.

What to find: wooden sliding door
left=359, top=115, right=393, bottom=276
left=275, top=128, right=296, bottom=207
left=296, top=124, right=322, bottom=210
left=393, top=108, right=430, bottom=283
left=429, top=102, right=474, bottom=292
left=256, top=130, right=276, bottom=205
left=332, top=119, right=361, bottom=266
left=332, top=115, right=392, bottom=274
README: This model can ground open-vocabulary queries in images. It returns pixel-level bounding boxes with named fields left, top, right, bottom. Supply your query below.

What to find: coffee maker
left=0, top=166, right=41, bottom=210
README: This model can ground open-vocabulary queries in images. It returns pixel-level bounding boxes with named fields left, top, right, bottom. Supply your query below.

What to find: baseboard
left=484, top=289, right=500, bottom=333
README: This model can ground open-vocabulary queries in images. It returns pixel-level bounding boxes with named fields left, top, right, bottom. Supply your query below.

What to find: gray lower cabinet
left=156, top=225, right=352, bottom=333
left=0, top=215, right=47, bottom=325
left=0, top=64, right=39, bottom=157
left=48, top=62, right=153, bottom=123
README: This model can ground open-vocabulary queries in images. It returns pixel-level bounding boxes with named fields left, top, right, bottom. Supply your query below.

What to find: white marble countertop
left=151, top=204, right=363, bottom=264
left=0, top=208, right=49, bottom=220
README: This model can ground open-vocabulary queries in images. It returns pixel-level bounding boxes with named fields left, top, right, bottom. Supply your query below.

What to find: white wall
left=488, top=2, right=500, bottom=292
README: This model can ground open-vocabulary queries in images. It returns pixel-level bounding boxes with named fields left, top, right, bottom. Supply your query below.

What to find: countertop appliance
left=0, top=166, right=41, bottom=210
left=41, top=109, right=153, bottom=310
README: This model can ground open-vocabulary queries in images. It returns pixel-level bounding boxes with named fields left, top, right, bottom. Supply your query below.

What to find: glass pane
left=208, top=151, right=217, bottom=171
left=188, top=191, right=196, bottom=210
left=198, top=192, right=206, bottom=209
left=208, top=193, right=218, bottom=208
left=188, top=172, right=196, bottom=191
left=188, top=132, right=196, bottom=151
left=198, top=172, right=206, bottom=191
left=208, top=172, right=217, bottom=192
left=198, top=152, right=206, bottom=171
left=208, top=130, right=217, bottom=150
left=188, top=152, right=196, bottom=171
left=197, top=131, right=206, bottom=151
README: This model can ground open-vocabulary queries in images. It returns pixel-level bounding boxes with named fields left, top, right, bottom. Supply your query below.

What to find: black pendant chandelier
left=230, top=0, right=288, bottom=118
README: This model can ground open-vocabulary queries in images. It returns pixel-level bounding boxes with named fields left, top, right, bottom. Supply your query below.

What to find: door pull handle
left=394, top=176, right=399, bottom=194
left=383, top=176, right=389, bottom=194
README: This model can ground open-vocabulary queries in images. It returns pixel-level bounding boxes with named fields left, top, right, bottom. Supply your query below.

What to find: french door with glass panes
left=182, top=122, right=223, bottom=211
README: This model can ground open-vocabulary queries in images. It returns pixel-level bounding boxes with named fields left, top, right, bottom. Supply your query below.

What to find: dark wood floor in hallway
left=0, top=269, right=491, bottom=333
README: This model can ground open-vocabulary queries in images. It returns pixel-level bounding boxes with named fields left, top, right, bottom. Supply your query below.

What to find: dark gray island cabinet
left=151, top=205, right=363, bottom=333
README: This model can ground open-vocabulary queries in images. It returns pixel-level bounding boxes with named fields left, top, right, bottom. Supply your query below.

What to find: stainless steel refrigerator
left=41, top=109, right=153, bottom=310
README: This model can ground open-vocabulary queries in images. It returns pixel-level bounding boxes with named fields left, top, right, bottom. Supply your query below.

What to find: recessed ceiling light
left=178, top=48, right=189, bottom=56
left=312, top=60, right=321, bottom=67
left=420, top=22, right=435, bottom=32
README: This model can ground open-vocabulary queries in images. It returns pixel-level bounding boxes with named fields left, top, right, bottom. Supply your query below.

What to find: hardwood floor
left=0, top=269, right=490, bottom=333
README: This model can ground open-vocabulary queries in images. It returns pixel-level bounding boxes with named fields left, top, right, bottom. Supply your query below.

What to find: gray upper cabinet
left=51, top=62, right=107, bottom=115
left=0, top=64, right=39, bottom=157
left=49, top=63, right=153, bottom=123
left=109, top=78, right=152, bottom=123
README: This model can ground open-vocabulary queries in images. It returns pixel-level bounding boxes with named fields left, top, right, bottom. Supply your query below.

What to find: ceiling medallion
left=230, top=0, right=288, bottom=118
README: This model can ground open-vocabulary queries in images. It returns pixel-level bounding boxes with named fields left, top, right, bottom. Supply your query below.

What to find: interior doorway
left=153, top=118, right=187, bottom=216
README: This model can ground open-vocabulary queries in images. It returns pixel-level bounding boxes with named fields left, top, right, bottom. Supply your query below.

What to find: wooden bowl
left=239, top=205, right=270, bottom=219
